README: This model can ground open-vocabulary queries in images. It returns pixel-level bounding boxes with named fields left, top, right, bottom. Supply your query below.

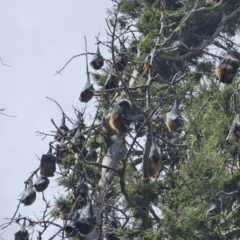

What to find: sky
left=0, top=1, right=112, bottom=239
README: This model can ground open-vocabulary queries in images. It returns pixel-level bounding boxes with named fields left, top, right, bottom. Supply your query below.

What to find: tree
left=1, top=0, right=240, bottom=239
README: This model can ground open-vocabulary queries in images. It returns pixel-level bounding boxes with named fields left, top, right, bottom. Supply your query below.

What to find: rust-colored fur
left=143, top=63, right=150, bottom=73
left=166, top=118, right=181, bottom=133
left=109, top=113, right=128, bottom=133
left=103, top=124, right=116, bottom=135
left=149, top=159, right=162, bottom=177
left=216, top=64, right=234, bottom=84
left=234, top=131, right=240, bottom=143
left=66, top=230, right=79, bottom=238
left=153, top=123, right=162, bottom=135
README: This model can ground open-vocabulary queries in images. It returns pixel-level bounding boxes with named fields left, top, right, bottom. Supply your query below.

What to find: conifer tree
left=2, top=0, right=240, bottom=239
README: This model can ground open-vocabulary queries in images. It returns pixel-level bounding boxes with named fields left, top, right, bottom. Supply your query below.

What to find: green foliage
left=51, top=194, right=73, bottom=219
left=87, top=134, right=113, bottom=154
left=17, top=0, right=240, bottom=239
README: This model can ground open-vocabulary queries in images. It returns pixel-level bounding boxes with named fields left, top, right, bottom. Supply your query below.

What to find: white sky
left=0, top=1, right=111, bottom=239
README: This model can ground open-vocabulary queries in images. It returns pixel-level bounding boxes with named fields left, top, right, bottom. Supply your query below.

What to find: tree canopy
left=2, top=0, right=240, bottom=239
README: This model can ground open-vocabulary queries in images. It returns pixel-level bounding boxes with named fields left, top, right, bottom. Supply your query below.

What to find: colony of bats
left=11, top=20, right=240, bottom=240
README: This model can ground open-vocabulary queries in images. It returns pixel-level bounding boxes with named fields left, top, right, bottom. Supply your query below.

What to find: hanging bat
left=20, top=178, right=36, bottom=206
left=152, top=109, right=163, bottom=135
left=226, top=114, right=240, bottom=143
left=149, top=136, right=162, bottom=178
left=109, top=99, right=132, bottom=133
left=68, top=126, right=88, bottom=157
left=143, top=54, right=159, bottom=76
left=216, top=54, right=239, bottom=84
left=232, top=125, right=240, bottom=143
left=65, top=210, right=80, bottom=238
left=206, top=198, right=222, bottom=217
left=56, top=138, right=70, bottom=161
left=73, top=177, right=89, bottom=209
left=103, top=215, right=119, bottom=240
left=75, top=200, right=96, bottom=236
left=143, top=55, right=151, bottom=74
left=115, top=38, right=128, bottom=72
left=105, top=72, right=119, bottom=90
left=40, top=146, right=57, bottom=177
left=54, top=114, right=69, bottom=141
left=153, top=0, right=160, bottom=7
left=90, top=45, right=104, bottom=70
left=135, top=118, right=146, bottom=137
left=33, top=175, right=49, bottom=192
left=67, top=111, right=85, bottom=139
left=79, top=52, right=95, bottom=103
left=79, top=74, right=95, bottom=103
left=121, top=72, right=130, bottom=86
left=166, top=99, right=182, bottom=133
left=15, top=219, right=29, bottom=240
left=86, top=150, right=98, bottom=162
left=37, top=232, right=42, bottom=240
left=74, top=177, right=89, bottom=200
left=102, top=113, right=117, bottom=135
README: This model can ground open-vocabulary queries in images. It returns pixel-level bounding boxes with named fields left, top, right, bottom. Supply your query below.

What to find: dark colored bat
left=56, top=138, right=70, bottom=161
left=40, top=146, right=57, bottom=177
left=135, top=118, right=146, bottom=137
left=20, top=178, right=36, bottom=206
left=109, top=99, right=132, bottom=134
left=79, top=74, right=95, bottom=103
left=153, top=0, right=160, bottom=7
left=104, top=215, right=119, bottom=240
left=15, top=219, right=29, bottom=240
left=33, top=175, right=49, bottom=192
left=115, top=38, right=128, bottom=72
left=206, top=198, right=222, bottom=217
left=75, top=201, right=96, bottom=236
left=226, top=114, right=240, bottom=143
left=216, top=54, right=239, bottom=84
left=65, top=210, right=80, bottom=238
left=73, top=177, right=89, bottom=202
left=79, top=54, right=95, bottom=102
left=86, top=150, right=98, bottom=162
left=149, top=136, right=162, bottom=178
left=152, top=109, right=163, bottom=135
left=90, top=45, right=104, bottom=70
left=68, top=126, right=87, bottom=157
left=105, top=72, right=119, bottom=90
left=166, top=99, right=182, bottom=133
left=54, top=115, right=69, bottom=141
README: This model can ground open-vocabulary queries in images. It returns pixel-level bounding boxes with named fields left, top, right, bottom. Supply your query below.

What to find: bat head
left=102, top=113, right=111, bottom=127
left=65, top=221, right=79, bottom=238
left=74, top=177, right=89, bottom=201
left=118, top=100, right=132, bottom=121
